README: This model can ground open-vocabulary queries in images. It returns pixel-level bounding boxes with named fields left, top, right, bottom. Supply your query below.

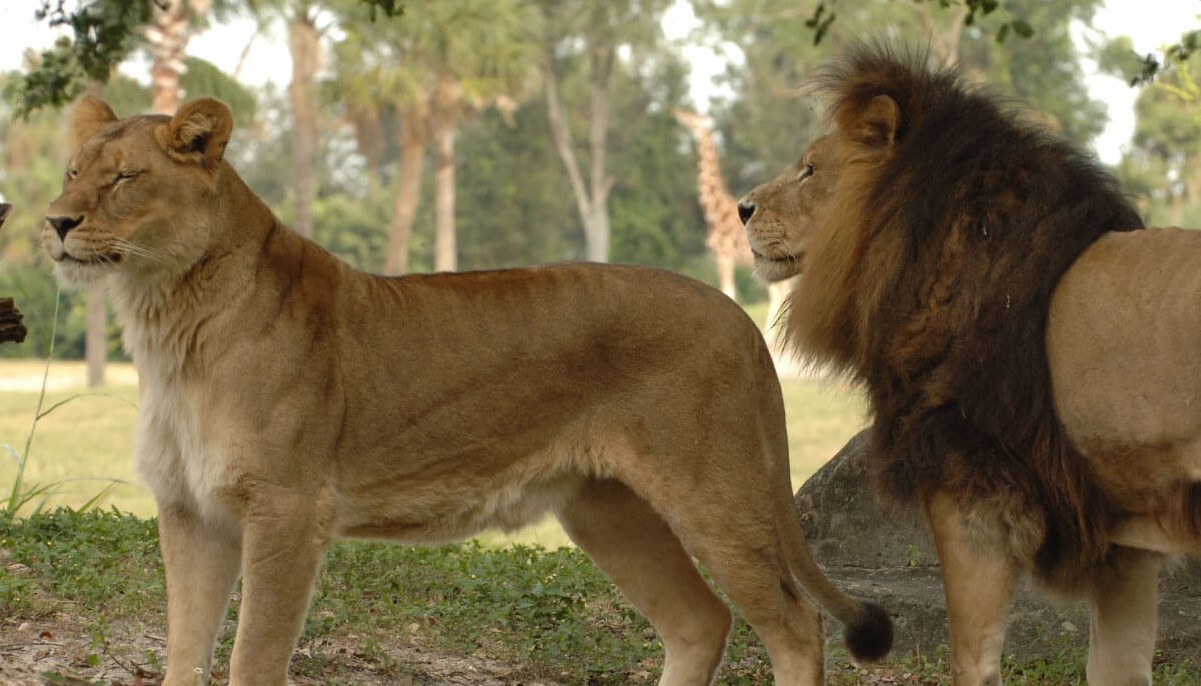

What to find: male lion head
left=739, top=74, right=904, bottom=367
left=43, top=97, right=233, bottom=288
left=738, top=134, right=848, bottom=284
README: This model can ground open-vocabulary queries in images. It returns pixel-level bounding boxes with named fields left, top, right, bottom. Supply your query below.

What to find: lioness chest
left=134, top=370, right=244, bottom=529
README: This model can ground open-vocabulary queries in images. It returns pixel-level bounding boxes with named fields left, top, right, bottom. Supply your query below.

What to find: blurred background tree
left=1, top=0, right=1198, bottom=368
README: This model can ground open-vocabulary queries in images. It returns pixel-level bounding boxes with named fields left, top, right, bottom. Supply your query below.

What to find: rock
left=796, top=428, right=1201, bottom=664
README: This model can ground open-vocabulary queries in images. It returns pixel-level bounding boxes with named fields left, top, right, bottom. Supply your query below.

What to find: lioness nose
left=46, top=215, right=83, bottom=241
left=737, top=201, right=756, bottom=226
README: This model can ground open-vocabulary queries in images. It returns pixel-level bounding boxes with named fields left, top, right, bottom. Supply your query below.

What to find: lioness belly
left=339, top=471, right=586, bottom=544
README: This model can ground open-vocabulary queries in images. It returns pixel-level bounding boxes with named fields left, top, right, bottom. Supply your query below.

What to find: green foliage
left=805, top=0, right=1039, bottom=46
left=0, top=509, right=161, bottom=617
left=1110, top=48, right=1201, bottom=226
left=5, top=0, right=154, bottom=118
left=2, top=510, right=1199, bottom=683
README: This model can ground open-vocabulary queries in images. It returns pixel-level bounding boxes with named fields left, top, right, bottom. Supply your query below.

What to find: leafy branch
left=805, top=0, right=1033, bottom=46
left=3, top=0, right=406, bottom=118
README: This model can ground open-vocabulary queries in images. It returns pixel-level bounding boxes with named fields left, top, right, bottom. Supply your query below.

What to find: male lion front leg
left=926, top=491, right=1021, bottom=686
left=1086, top=548, right=1160, bottom=686
left=159, top=505, right=242, bottom=686
left=226, top=489, right=328, bottom=686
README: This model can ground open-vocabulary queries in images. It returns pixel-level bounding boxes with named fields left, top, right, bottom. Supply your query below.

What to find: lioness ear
left=853, top=94, right=901, bottom=150
left=165, top=98, right=233, bottom=167
left=72, top=96, right=118, bottom=148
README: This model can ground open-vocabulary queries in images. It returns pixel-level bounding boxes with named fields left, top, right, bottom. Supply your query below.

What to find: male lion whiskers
left=42, top=95, right=892, bottom=686
left=742, top=44, right=1200, bottom=686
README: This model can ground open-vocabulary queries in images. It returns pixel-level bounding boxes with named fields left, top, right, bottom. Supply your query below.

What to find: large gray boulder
left=795, top=429, right=1201, bottom=664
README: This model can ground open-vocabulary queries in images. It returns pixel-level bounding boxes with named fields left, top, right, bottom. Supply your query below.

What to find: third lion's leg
left=556, top=479, right=732, bottom=686
left=1086, top=547, right=1160, bottom=686
left=926, top=491, right=1020, bottom=686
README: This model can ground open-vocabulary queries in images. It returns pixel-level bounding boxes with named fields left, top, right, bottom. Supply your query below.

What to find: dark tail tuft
left=844, top=601, right=893, bottom=664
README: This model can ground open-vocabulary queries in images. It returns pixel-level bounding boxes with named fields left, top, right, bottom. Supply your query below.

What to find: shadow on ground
left=795, top=429, right=1201, bottom=665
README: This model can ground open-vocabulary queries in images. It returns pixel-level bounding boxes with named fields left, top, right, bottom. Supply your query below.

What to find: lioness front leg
left=159, top=504, right=242, bottom=686
left=227, top=490, right=327, bottom=686
left=926, top=491, right=1020, bottom=686
left=1086, top=547, right=1160, bottom=686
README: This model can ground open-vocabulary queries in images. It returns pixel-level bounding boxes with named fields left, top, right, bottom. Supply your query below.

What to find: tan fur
left=740, top=46, right=1197, bottom=686
left=42, top=96, right=892, bottom=686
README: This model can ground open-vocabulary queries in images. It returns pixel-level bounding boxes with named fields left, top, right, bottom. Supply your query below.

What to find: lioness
left=42, top=96, right=891, bottom=686
left=740, top=44, right=1198, bottom=685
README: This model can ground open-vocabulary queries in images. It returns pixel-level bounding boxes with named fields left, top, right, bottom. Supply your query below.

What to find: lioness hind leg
left=1086, top=548, right=1159, bottom=686
left=555, top=479, right=732, bottom=686
left=158, top=504, right=242, bottom=686
left=926, top=491, right=1020, bottom=686
left=684, top=531, right=826, bottom=685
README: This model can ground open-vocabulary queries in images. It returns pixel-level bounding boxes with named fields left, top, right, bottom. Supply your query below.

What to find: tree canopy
left=2, top=0, right=1198, bottom=360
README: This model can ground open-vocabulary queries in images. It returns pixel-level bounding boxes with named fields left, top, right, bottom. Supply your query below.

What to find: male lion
left=41, top=96, right=891, bottom=686
left=741, top=45, right=1198, bottom=685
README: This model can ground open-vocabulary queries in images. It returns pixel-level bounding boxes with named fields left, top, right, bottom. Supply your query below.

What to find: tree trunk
left=148, top=0, right=191, bottom=114
left=0, top=298, right=26, bottom=345
left=85, top=284, right=106, bottom=387
left=543, top=53, right=613, bottom=263
left=288, top=9, right=320, bottom=238
left=433, top=119, right=457, bottom=272
left=384, top=110, right=429, bottom=276
left=585, top=44, right=614, bottom=262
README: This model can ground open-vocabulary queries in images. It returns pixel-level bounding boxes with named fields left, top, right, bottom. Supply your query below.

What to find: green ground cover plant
left=1, top=509, right=1197, bottom=685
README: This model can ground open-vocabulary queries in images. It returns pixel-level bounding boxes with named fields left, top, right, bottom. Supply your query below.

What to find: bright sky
left=1, top=1, right=1199, bottom=164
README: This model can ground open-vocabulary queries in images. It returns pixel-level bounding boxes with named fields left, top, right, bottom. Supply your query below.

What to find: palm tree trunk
left=288, top=8, right=320, bottom=238
left=434, top=119, right=457, bottom=272
left=384, top=111, right=429, bottom=275
left=147, top=0, right=210, bottom=114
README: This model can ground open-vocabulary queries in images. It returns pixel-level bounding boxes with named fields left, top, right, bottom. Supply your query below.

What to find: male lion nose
left=46, top=215, right=83, bottom=241
left=737, top=201, right=756, bottom=226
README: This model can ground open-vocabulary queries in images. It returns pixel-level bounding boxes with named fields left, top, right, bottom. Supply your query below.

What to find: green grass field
left=0, top=358, right=870, bottom=546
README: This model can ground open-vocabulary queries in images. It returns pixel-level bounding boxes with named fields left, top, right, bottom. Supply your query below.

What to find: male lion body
left=740, top=45, right=1199, bottom=685
left=41, top=96, right=890, bottom=686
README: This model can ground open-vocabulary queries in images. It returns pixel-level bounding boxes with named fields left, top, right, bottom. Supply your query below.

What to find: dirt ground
left=0, top=614, right=567, bottom=686
left=0, top=614, right=923, bottom=686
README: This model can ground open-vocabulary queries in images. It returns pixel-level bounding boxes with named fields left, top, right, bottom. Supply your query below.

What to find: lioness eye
left=799, top=162, right=816, bottom=180
left=66, top=168, right=78, bottom=180
left=116, top=170, right=139, bottom=181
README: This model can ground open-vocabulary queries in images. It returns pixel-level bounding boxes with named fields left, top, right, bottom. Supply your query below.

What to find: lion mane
left=788, top=45, right=1145, bottom=591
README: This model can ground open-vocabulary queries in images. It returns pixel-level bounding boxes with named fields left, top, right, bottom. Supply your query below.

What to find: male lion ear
left=72, top=96, right=118, bottom=149
left=854, top=94, right=901, bottom=150
left=164, top=98, right=234, bottom=167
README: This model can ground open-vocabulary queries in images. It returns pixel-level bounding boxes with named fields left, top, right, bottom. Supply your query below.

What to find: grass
left=0, top=364, right=145, bottom=517
left=2, top=509, right=1197, bottom=685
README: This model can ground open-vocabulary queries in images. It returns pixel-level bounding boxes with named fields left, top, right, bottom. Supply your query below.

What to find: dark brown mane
left=800, top=44, right=1145, bottom=590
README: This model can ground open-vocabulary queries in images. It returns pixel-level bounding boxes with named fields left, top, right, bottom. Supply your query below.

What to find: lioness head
left=43, top=96, right=234, bottom=288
